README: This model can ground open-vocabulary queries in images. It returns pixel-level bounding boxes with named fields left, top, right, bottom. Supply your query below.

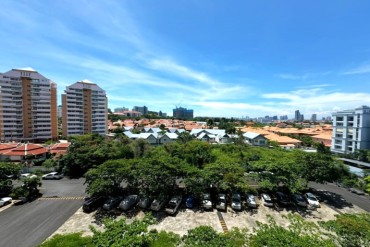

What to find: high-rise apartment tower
left=62, top=80, right=107, bottom=137
left=0, top=68, right=57, bottom=142
left=331, top=105, right=370, bottom=154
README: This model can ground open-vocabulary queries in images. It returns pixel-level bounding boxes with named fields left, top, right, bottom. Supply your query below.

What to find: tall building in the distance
left=294, top=110, right=300, bottom=121
left=173, top=107, right=193, bottom=120
left=133, top=106, right=148, bottom=115
left=62, top=80, right=107, bottom=137
left=0, top=68, right=57, bottom=142
left=331, top=105, right=370, bottom=154
left=311, top=114, right=317, bottom=122
left=294, top=110, right=304, bottom=121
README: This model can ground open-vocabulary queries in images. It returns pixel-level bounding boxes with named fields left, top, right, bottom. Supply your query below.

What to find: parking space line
left=38, top=197, right=85, bottom=200
left=216, top=211, right=229, bottom=233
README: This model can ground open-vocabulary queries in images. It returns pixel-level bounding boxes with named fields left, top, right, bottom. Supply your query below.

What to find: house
left=137, top=133, right=158, bottom=144
left=158, top=133, right=178, bottom=144
left=1, top=143, right=49, bottom=161
left=49, top=142, right=71, bottom=156
left=197, top=132, right=217, bottom=143
left=0, top=143, right=19, bottom=161
left=216, top=133, right=232, bottom=144
left=243, top=132, right=267, bottom=146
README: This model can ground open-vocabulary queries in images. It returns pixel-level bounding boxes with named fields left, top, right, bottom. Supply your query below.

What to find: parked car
left=246, top=194, right=258, bottom=208
left=185, top=195, right=196, bottom=208
left=102, top=197, right=122, bottom=211
left=201, top=193, right=213, bottom=210
left=20, top=173, right=37, bottom=179
left=119, top=195, right=139, bottom=211
left=0, top=197, right=12, bottom=207
left=150, top=197, right=167, bottom=211
left=137, top=197, right=153, bottom=209
left=216, top=193, right=227, bottom=211
left=348, top=188, right=365, bottom=195
left=165, top=195, right=182, bottom=215
left=275, top=192, right=291, bottom=206
left=231, top=193, right=242, bottom=211
left=260, top=193, right=274, bottom=207
left=304, top=193, right=320, bottom=208
left=291, top=193, right=307, bottom=207
left=83, top=196, right=107, bottom=213
left=42, top=172, right=63, bottom=180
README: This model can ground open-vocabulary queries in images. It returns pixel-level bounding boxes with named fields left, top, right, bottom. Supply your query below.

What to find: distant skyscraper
left=173, top=107, right=193, bottom=120
left=311, top=114, right=317, bottom=122
left=133, top=106, right=148, bottom=115
left=0, top=68, right=58, bottom=142
left=62, top=80, right=107, bottom=137
left=294, top=110, right=301, bottom=121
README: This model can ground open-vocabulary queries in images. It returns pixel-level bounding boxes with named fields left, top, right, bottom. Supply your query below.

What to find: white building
left=0, top=68, right=58, bottom=142
left=62, top=80, right=107, bottom=136
left=331, top=105, right=370, bottom=154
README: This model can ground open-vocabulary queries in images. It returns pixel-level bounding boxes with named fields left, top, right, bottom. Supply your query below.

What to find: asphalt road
left=0, top=178, right=86, bottom=247
left=309, top=182, right=370, bottom=212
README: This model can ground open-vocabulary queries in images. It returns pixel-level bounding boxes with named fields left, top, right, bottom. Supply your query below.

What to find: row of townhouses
left=0, top=68, right=107, bottom=142
left=111, top=127, right=269, bottom=146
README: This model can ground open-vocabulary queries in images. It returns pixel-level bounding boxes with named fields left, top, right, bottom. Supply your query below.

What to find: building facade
left=173, top=107, right=193, bottom=120
left=331, top=105, right=370, bottom=154
left=0, top=68, right=57, bottom=142
left=133, top=106, right=148, bottom=115
left=62, top=80, right=107, bottom=137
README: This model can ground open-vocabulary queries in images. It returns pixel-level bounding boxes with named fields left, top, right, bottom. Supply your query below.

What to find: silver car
left=150, top=198, right=167, bottom=211
left=246, top=194, right=258, bottom=208
left=0, top=197, right=12, bottom=207
left=165, top=195, right=182, bottom=215
left=231, top=193, right=242, bottom=211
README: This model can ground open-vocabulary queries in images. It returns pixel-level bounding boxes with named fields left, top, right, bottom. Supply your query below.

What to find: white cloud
left=278, top=73, right=309, bottom=80
left=342, top=64, right=370, bottom=75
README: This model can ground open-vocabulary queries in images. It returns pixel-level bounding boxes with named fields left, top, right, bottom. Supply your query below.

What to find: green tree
left=90, top=214, right=156, bottom=247
left=248, top=214, right=337, bottom=247
left=183, top=226, right=227, bottom=247
left=365, top=175, right=370, bottom=193
left=177, top=132, right=194, bottom=143
left=39, top=233, right=93, bottom=247
left=320, top=213, right=370, bottom=247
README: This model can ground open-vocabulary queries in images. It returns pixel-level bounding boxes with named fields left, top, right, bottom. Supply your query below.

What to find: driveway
left=309, top=182, right=370, bottom=212
left=0, top=178, right=86, bottom=247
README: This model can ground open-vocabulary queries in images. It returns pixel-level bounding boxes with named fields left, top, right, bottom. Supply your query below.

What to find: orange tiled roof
left=3, top=143, right=48, bottom=156
left=265, top=133, right=302, bottom=144
left=0, top=143, right=19, bottom=154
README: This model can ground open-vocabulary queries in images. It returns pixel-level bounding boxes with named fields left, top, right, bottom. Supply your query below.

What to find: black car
left=275, top=192, right=291, bottom=206
left=102, top=197, right=123, bottom=211
left=83, top=196, right=107, bottom=213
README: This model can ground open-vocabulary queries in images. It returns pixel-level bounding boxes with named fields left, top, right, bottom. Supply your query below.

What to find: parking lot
left=52, top=192, right=367, bottom=238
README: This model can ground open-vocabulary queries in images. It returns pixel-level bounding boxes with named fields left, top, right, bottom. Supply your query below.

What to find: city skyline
left=1, top=1, right=370, bottom=118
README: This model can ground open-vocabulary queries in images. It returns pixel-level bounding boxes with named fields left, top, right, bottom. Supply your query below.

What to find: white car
left=202, top=193, right=213, bottom=210
left=305, top=193, right=320, bottom=208
left=0, top=197, right=12, bottom=207
left=20, top=173, right=37, bottom=179
left=42, top=172, right=63, bottom=180
left=260, top=193, right=274, bottom=207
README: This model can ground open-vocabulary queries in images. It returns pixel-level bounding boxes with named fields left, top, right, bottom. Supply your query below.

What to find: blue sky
left=1, top=0, right=370, bottom=118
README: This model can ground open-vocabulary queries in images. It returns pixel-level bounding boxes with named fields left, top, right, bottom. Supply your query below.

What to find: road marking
left=216, top=211, right=229, bottom=233
left=38, top=197, right=85, bottom=200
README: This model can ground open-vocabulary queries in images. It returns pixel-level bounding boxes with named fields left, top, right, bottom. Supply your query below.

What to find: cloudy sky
left=1, top=0, right=370, bottom=118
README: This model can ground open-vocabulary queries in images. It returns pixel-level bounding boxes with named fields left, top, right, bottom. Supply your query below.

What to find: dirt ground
left=51, top=199, right=367, bottom=238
